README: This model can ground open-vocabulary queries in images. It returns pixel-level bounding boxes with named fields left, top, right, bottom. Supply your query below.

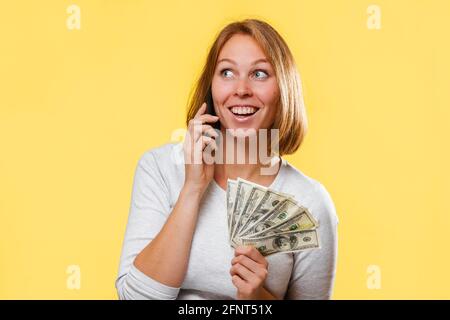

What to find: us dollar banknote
left=237, top=189, right=292, bottom=238
left=234, top=207, right=318, bottom=246
left=240, top=229, right=320, bottom=256
left=226, top=177, right=321, bottom=255
left=242, top=199, right=318, bottom=237
left=230, top=178, right=269, bottom=244
left=226, top=179, right=237, bottom=243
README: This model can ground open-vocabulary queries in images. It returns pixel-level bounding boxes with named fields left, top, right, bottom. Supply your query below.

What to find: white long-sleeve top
left=115, top=142, right=339, bottom=300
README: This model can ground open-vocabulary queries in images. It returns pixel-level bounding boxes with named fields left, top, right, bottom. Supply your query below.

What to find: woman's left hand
left=230, top=245, right=271, bottom=300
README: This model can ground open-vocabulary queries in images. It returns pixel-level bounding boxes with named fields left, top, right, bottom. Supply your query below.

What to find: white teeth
left=230, top=106, right=257, bottom=115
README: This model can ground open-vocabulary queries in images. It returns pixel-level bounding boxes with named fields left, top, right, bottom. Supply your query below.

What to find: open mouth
left=227, top=105, right=260, bottom=121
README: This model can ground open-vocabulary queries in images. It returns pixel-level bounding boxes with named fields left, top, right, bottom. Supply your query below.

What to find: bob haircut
left=186, top=18, right=308, bottom=156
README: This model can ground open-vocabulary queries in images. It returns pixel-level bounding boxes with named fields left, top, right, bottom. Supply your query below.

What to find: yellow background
left=1, top=0, right=449, bottom=299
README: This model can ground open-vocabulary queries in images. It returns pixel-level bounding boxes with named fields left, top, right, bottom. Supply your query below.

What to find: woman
left=115, top=19, right=338, bottom=300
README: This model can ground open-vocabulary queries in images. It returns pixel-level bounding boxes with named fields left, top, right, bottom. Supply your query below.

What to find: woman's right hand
left=183, top=102, right=220, bottom=194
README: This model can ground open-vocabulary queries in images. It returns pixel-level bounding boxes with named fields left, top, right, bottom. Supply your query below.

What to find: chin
left=224, top=125, right=261, bottom=138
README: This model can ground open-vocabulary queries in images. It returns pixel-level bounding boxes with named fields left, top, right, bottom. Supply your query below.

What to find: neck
left=213, top=129, right=281, bottom=183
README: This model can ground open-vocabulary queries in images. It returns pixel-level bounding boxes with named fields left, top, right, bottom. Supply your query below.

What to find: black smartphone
left=206, top=87, right=221, bottom=130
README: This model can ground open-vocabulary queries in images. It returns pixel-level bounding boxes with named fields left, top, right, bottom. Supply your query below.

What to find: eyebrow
left=217, top=58, right=270, bottom=65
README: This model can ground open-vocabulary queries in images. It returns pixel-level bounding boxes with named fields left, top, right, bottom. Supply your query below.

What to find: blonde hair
left=186, top=18, right=308, bottom=156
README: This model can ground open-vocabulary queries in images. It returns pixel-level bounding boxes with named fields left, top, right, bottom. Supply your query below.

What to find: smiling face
left=211, top=34, right=280, bottom=134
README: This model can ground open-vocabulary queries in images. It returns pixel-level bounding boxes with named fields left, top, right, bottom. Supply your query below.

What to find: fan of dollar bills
left=227, top=177, right=320, bottom=256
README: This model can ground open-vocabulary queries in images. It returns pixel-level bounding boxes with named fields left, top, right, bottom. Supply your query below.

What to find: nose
left=235, top=77, right=252, bottom=97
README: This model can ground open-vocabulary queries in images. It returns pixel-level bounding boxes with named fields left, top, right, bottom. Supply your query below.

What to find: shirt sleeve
left=284, top=182, right=339, bottom=300
left=115, top=151, right=181, bottom=300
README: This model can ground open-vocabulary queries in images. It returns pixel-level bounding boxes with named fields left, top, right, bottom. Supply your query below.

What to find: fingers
left=188, top=102, right=220, bottom=142
left=194, top=102, right=207, bottom=118
left=197, top=135, right=217, bottom=153
left=192, top=135, right=217, bottom=165
left=230, top=261, right=268, bottom=287
left=184, top=102, right=220, bottom=165
left=203, top=125, right=220, bottom=139
left=190, top=116, right=220, bottom=140
left=230, top=262, right=254, bottom=282
left=234, top=246, right=268, bottom=269
left=231, top=254, right=262, bottom=274
left=193, top=102, right=219, bottom=123
left=191, top=123, right=219, bottom=143
left=184, top=128, right=218, bottom=165
left=231, top=254, right=268, bottom=285
left=231, top=274, right=247, bottom=290
left=197, top=113, right=220, bottom=123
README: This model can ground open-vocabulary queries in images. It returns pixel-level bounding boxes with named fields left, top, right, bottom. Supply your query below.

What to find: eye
left=253, top=69, right=269, bottom=79
left=220, top=68, right=234, bottom=78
